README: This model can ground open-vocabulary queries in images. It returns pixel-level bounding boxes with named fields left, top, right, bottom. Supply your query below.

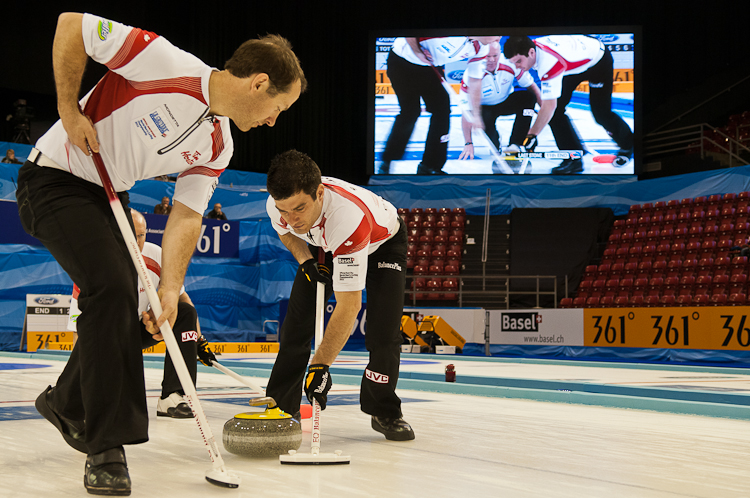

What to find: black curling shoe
left=35, top=385, right=88, bottom=453
left=84, top=446, right=131, bottom=496
left=371, top=416, right=415, bottom=441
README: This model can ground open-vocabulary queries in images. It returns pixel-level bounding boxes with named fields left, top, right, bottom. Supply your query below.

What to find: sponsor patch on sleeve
left=97, top=20, right=113, bottom=41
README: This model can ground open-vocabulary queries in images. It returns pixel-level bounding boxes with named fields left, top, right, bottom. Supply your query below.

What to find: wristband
left=465, top=142, right=473, bottom=146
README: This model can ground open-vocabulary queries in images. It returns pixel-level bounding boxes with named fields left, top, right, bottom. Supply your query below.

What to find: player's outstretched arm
left=458, top=116, right=475, bottom=160
left=53, top=13, right=99, bottom=155
left=158, top=201, right=203, bottom=329
left=529, top=99, right=556, bottom=137
left=311, top=290, right=361, bottom=366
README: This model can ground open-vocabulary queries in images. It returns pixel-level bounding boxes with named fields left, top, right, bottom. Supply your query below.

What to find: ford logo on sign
left=595, top=34, right=618, bottom=43
left=447, top=70, right=465, bottom=82
left=35, top=297, right=59, bottom=305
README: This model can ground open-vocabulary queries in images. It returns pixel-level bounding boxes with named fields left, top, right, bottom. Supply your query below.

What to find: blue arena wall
left=4, top=138, right=750, bottom=354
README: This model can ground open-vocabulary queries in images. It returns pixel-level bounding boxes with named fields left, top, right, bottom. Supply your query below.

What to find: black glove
left=301, top=258, right=331, bottom=288
left=522, top=134, right=538, bottom=152
left=197, top=336, right=218, bottom=366
left=304, top=364, right=332, bottom=410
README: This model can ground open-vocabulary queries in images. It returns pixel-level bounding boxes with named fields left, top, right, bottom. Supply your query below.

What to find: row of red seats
left=579, top=274, right=749, bottom=298
left=628, top=193, right=750, bottom=215
left=408, top=227, right=465, bottom=244
left=562, top=292, right=747, bottom=308
left=605, top=242, right=740, bottom=261
left=617, top=216, right=750, bottom=235
left=604, top=231, right=748, bottom=251
left=586, top=256, right=748, bottom=280
left=399, top=207, right=466, bottom=216
left=410, top=276, right=459, bottom=301
left=616, top=215, right=750, bottom=232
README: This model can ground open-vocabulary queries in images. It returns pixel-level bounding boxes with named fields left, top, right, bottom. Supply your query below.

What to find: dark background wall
left=3, top=1, right=749, bottom=185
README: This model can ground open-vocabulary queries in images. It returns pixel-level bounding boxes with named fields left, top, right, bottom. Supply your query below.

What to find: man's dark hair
left=267, top=150, right=321, bottom=200
left=225, top=34, right=307, bottom=96
left=503, top=36, right=536, bottom=59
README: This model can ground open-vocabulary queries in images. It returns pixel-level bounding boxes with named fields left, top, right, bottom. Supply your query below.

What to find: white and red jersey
left=391, top=37, right=488, bottom=67
left=266, top=177, right=400, bottom=292
left=67, top=242, right=185, bottom=331
left=531, top=35, right=605, bottom=101
left=459, top=53, right=534, bottom=111
left=36, top=13, right=233, bottom=214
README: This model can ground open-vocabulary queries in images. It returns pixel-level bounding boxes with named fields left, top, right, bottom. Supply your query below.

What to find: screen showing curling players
left=372, top=31, right=636, bottom=175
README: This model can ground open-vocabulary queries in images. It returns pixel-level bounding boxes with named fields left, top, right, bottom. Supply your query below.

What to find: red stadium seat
left=444, top=264, right=459, bottom=276
left=572, top=297, right=587, bottom=308
left=644, top=295, right=661, bottom=307
left=729, top=293, right=747, bottom=306
left=659, top=295, right=676, bottom=307
left=710, top=294, right=728, bottom=306
left=676, top=294, right=693, bottom=307
left=560, top=298, right=574, bottom=308
left=442, top=278, right=458, bottom=300
left=585, top=296, right=600, bottom=308
left=614, top=296, right=630, bottom=307
left=426, top=278, right=443, bottom=300
left=693, top=294, right=710, bottom=306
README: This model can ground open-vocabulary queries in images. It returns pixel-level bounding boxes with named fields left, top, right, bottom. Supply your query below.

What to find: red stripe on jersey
left=336, top=218, right=371, bottom=256
left=534, top=41, right=590, bottom=81
left=84, top=72, right=206, bottom=124
left=471, top=39, right=481, bottom=54
left=209, top=119, right=224, bottom=162
left=459, top=80, right=468, bottom=94
left=177, top=165, right=225, bottom=179
left=143, top=256, right=161, bottom=278
left=72, top=284, right=80, bottom=299
left=105, top=28, right=159, bottom=70
left=496, top=63, right=515, bottom=75
left=467, top=55, right=486, bottom=64
left=324, top=183, right=390, bottom=255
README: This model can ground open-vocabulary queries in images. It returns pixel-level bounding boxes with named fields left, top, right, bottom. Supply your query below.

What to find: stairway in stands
left=460, top=215, right=511, bottom=308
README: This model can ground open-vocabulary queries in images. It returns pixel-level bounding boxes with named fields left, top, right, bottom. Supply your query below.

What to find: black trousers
left=266, top=218, right=408, bottom=419
left=549, top=48, right=634, bottom=152
left=382, top=50, right=450, bottom=171
left=141, top=301, right=199, bottom=399
left=18, top=162, right=146, bottom=454
left=481, top=90, right=537, bottom=148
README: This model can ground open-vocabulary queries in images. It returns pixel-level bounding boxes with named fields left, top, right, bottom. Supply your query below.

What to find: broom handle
left=311, top=248, right=326, bottom=455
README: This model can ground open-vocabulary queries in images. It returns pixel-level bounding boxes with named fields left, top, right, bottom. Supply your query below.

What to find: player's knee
left=175, top=301, right=198, bottom=328
left=399, top=108, right=420, bottom=124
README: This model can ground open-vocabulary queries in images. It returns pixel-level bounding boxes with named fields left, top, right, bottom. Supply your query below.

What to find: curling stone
left=223, top=407, right=302, bottom=457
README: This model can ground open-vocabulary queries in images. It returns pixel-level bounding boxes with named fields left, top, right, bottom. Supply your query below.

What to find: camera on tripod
left=6, top=99, right=35, bottom=144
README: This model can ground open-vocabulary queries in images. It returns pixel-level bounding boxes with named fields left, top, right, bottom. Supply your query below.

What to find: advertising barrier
left=584, top=307, right=750, bottom=351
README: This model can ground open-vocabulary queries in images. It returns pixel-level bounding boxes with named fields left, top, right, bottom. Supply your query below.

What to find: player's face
left=237, top=77, right=301, bottom=132
left=509, top=48, right=535, bottom=71
left=133, top=216, right=147, bottom=252
left=486, top=46, right=500, bottom=72
left=274, top=185, right=324, bottom=234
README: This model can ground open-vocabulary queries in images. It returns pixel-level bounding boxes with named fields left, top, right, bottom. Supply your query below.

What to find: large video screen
left=369, top=29, right=639, bottom=175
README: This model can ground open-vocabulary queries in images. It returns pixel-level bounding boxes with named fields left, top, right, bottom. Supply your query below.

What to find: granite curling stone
left=223, top=407, right=302, bottom=457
